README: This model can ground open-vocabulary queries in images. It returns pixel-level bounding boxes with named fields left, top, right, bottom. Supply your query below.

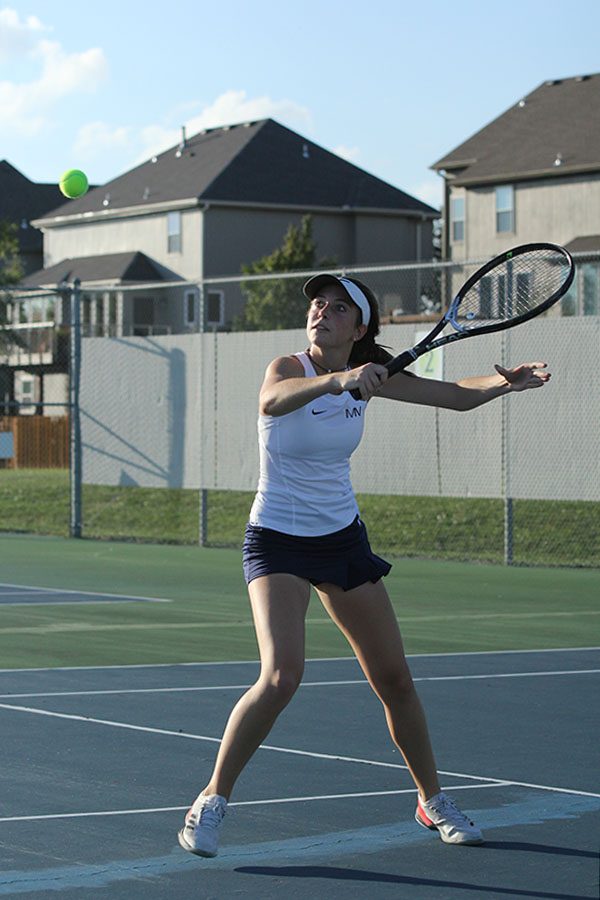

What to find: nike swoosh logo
left=311, top=409, right=326, bottom=415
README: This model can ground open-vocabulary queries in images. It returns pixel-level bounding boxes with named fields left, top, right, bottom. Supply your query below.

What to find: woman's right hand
left=333, top=363, right=389, bottom=400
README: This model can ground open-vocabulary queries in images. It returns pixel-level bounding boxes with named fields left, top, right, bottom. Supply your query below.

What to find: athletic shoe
left=177, top=793, right=228, bottom=857
left=415, top=792, right=484, bottom=845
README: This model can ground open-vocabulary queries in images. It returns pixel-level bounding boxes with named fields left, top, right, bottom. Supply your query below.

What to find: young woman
left=178, top=274, right=551, bottom=857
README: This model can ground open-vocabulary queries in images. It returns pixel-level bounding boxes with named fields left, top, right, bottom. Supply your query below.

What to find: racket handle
left=349, top=349, right=417, bottom=400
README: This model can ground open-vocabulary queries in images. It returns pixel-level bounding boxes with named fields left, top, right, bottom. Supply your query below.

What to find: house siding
left=42, top=209, right=203, bottom=281
left=448, top=173, right=600, bottom=261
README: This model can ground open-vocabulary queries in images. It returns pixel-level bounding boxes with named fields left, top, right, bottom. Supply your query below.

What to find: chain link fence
left=1, top=252, right=598, bottom=566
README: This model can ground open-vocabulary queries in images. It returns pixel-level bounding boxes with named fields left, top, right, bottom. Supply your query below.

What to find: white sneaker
left=177, top=793, right=228, bottom=857
left=415, top=792, right=484, bottom=845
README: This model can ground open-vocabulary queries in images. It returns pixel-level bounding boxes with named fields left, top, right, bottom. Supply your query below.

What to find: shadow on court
left=236, top=864, right=591, bottom=900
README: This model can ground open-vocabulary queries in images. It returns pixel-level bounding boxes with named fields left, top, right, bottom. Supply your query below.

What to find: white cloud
left=74, top=121, right=132, bottom=157
left=0, top=13, right=108, bottom=136
left=126, top=89, right=314, bottom=168
left=332, top=144, right=360, bottom=163
left=0, top=7, right=48, bottom=61
left=410, top=178, right=443, bottom=210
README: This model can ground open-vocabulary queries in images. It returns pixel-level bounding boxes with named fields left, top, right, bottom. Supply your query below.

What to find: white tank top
left=249, top=351, right=367, bottom=536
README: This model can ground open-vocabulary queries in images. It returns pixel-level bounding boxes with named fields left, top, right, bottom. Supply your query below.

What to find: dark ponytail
left=345, top=277, right=394, bottom=365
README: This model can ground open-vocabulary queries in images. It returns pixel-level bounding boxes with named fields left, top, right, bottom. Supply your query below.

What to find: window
left=450, top=196, right=465, bottom=242
left=206, top=291, right=224, bottom=327
left=562, top=263, right=600, bottom=316
left=516, top=272, right=531, bottom=308
left=583, top=264, right=600, bottom=315
left=184, top=291, right=197, bottom=327
left=497, top=274, right=506, bottom=318
left=167, top=211, right=182, bottom=253
left=479, top=277, right=492, bottom=318
left=495, top=186, right=514, bottom=233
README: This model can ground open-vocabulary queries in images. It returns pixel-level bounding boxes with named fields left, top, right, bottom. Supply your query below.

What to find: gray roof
left=39, top=119, right=437, bottom=220
left=565, top=235, right=600, bottom=254
left=432, top=74, right=600, bottom=185
left=0, top=160, right=66, bottom=253
left=20, top=251, right=170, bottom=287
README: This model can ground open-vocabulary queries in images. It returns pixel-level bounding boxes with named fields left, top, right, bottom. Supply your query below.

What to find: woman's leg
left=201, top=573, right=311, bottom=800
left=316, top=579, right=440, bottom=801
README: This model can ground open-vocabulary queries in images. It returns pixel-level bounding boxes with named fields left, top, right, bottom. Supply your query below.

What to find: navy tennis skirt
left=242, top=516, right=391, bottom=591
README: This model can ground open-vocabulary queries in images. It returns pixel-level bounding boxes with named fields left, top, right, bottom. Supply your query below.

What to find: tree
left=0, top=220, right=24, bottom=351
left=234, top=216, right=336, bottom=330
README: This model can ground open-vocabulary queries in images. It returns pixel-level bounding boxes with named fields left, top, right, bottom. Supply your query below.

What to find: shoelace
left=429, top=794, right=473, bottom=825
left=198, top=802, right=226, bottom=829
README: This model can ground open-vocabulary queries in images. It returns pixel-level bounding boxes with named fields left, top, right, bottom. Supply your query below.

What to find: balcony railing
left=0, top=322, right=64, bottom=367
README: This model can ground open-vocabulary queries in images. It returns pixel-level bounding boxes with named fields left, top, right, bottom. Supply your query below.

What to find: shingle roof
left=20, top=251, right=169, bottom=287
left=0, top=160, right=65, bottom=252
left=564, top=235, right=600, bottom=254
left=431, top=74, right=600, bottom=185
left=38, top=119, right=437, bottom=220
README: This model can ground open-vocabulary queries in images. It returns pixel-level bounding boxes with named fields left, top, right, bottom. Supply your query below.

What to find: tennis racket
left=351, top=242, right=574, bottom=398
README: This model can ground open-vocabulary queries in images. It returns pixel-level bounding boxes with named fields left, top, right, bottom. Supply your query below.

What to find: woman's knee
left=370, top=663, right=415, bottom=703
left=259, top=665, right=303, bottom=707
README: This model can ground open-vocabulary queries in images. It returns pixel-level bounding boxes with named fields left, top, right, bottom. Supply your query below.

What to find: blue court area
left=0, top=583, right=171, bottom=606
left=1, top=649, right=598, bottom=899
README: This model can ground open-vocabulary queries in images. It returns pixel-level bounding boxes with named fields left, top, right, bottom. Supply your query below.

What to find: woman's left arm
left=375, top=361, right=551, bottom=411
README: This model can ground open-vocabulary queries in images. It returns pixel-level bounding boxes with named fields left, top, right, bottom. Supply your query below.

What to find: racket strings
left=455, top=249, right=571, bottom=328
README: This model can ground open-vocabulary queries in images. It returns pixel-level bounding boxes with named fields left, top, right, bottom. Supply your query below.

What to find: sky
left=1, top=1, right=599, bottom=211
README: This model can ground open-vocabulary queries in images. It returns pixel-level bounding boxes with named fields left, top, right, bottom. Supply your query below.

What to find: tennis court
left=0, top=534, right=598, bottom=899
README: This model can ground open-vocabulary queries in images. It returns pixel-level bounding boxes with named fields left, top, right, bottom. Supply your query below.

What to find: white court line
left=0, top=700, right=597, bottom=799
left=0, top=668, right=598, bottom=700
left=0, top=646, right=597, bottom=674
left=2, top=611, right=598, bottom=634
left=0, top=582, right=171, bottom=603
left=0, top=782, right=512, bottom=824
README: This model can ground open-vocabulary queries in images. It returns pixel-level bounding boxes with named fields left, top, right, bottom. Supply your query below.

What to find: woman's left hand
left=494, top=362, right=551, bottom=392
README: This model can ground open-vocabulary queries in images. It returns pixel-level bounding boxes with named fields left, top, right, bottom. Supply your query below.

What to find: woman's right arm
left=260, top=357, right=391, bottom=416
left=259, top=356, right=340, bottom=416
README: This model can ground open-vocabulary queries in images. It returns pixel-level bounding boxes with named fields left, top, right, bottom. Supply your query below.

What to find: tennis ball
left=59, top=169, right=89, bottom=199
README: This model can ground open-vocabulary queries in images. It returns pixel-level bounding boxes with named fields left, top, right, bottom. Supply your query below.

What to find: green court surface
left=0, top=533, right=598, bottom=669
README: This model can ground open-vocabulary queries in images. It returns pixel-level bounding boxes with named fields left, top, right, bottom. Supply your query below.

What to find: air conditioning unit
left=14, top=371, right=40, bottom=414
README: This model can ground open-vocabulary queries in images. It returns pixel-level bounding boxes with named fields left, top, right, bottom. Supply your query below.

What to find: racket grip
left=349, top=349, right=417, bottom=400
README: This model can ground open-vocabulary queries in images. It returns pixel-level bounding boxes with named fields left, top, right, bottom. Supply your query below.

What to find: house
left=0, top=160, right=64, bottom=275
left=25, top=118, right=438, bottom=335
left=431, top=73, right=600, bottom=316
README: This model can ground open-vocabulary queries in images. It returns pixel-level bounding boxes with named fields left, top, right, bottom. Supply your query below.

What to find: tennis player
left=178, top=274, right=551, bottom=857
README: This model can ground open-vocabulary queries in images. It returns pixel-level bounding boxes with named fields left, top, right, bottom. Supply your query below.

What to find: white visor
left=302, top=274, right=371, bottom=327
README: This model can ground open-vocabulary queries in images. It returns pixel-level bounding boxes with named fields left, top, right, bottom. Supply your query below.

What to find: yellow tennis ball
left=59, top=169, right=89, bottom=199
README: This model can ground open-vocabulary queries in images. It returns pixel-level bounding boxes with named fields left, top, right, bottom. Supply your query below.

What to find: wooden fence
left=0, top=416, right=69, bottom=469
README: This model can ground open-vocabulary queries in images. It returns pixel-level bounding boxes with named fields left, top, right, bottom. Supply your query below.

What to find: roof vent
left=143, top=187, right=150, bottom=200
left=175, top=125, right=187, bottom=158
left=554, top=153, right=563, bottom=167
left=151, top=156, right=158, bottom=164
left=518, top=99, right=526, bottom=108
left=302, top=143, right=310, bottom=159
left=546, top=79, right=562, bottom=86
left=103, top=193, right=110, bottom=207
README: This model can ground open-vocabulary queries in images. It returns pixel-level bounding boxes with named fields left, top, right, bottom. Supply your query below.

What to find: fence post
left=69, top=279, right=82, bottom=538
left=501, top=330, right=513, bottom=565
left=198, top=282, right=208, bottom=546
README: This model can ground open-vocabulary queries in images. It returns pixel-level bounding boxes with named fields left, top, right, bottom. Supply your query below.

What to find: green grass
left=0, top=533, right=598, bottom=669
left=1, top=468, right=599, bottom=567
